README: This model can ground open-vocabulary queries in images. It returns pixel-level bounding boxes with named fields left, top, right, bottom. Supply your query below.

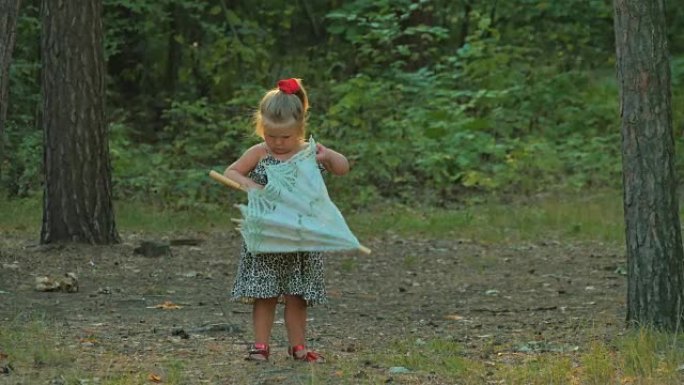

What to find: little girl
left=223, top=78, right=349, bottom=362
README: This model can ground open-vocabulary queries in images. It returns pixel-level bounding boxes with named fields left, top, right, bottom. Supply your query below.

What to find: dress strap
left=260, top=143, right=276, bottom=161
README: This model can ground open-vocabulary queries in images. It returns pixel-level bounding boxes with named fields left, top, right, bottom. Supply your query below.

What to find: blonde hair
left=254, top=78, right=309, bottom=139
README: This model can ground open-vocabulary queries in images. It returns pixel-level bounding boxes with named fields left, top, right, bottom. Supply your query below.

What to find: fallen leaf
left=148, top=301, right=182, bottom=310
left=444, top=314, right=464, bottom=321
left=148, top=373, right=162, bottom=382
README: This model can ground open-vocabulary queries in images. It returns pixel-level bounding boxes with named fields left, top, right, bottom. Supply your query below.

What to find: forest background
left=2, top=0, right=684, bottom=210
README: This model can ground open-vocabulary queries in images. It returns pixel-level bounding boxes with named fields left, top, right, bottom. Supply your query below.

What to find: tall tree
left=0, top=0, right=22, bottom=144
left=614, top=0, right=684, bottom=330
left=41, top=0, right=119, bottom=244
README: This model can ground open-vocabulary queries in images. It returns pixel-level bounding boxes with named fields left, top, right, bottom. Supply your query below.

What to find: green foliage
left=1, top=122, right=42, bottom=198
left=672, top=56, right=684, bottom=180
left=110, top=95, right=258, bottom=208
left=326, top=0, right=451, bottom=71
left=6, top=1, right=40, bottom=123
left=316, top=51, right=623, bottom=203
left=491, top=0, right=615, bottom=69
left=1, top=3, right=41, bottom=197
left=2, top=1, right=684, bottom=208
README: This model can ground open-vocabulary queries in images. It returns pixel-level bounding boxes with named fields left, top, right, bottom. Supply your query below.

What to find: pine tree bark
left=41, top=0, right=119, bottom=244
left=614, top=0, right=684, bottom=330
left=0, top=0, right=22, bottom=140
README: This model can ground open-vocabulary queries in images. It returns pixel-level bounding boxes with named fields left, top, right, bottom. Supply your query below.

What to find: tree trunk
left=41, top=0, right=119, bottom=244
left=0, top=0, right=22, bottom=141
left=458, top=1, right=471, bottom=49
left=165, top=2, right=181, bottom=98
left=614, top=0, right=684, bottom=330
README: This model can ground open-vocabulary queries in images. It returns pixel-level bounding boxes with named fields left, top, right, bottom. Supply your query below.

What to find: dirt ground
left=0, top=230, right=627, bottom=384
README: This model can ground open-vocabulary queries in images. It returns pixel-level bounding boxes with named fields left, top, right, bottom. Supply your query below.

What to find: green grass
left=0, top=315, right=189, bottom=385
left=618, top=327, right=684, bottom=381
left=0, top=196, right=238, bottom=235
left=0, top=315, right=78, bottom=382
left=0, top=190, right=627, bottom=242
left=581, top=341, right=618, bottom=385
left=495, top=354, right=574, bottom=385
left=3, top=317, right=684, bottom=384
left=0, top=195, right=41, bottom=234
left=374, top=333, right=684, bottom=385
left=115, top=200, right=235, bottom=233
left=379, top=338, right=484, bottom=381
left=347, top=190, right=626, bottom=243
left=2, top=321, right=73, bottom=368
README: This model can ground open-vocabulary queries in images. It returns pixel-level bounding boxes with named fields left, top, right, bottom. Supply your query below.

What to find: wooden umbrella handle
left=209, top=170, right=247, bottom=192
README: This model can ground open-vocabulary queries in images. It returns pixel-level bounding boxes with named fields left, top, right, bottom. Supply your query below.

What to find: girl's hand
left=315, top=143, right=329, bottom=163
left=244, top=181, right=264, bottom=190
left=315, top=142, right=349, bottom=176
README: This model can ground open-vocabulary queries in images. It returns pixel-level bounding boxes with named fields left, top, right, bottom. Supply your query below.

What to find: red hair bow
left=277, top=78, right=300, bottom=94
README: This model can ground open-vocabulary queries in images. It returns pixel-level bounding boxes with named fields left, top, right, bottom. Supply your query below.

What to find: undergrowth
left=0, top=189, right=626, bottom=244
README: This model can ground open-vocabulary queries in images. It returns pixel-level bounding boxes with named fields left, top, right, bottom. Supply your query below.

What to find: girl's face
left=263, top=125, right=303, bottom=156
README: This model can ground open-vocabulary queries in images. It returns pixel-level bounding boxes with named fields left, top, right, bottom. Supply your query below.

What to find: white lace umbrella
left=209, top=138, right=370, bottom=255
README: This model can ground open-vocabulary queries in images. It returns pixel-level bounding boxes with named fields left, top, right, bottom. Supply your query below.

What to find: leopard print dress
left=230, top=152, right=327, bottom=306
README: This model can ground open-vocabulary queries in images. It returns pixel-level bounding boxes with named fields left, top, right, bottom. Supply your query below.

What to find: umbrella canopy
left=236, top=137, right=369, bottom=254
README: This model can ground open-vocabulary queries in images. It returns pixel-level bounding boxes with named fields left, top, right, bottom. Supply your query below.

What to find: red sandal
left=246, top=343, right=270, bottom=361
left=288, top=344, right=325, bottom=363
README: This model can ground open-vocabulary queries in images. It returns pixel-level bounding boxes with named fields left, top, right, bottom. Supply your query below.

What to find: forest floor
left=0, top=229, right=627, bottom=384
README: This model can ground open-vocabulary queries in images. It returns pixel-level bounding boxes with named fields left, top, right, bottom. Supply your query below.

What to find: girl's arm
left=224, top=144, right=266, bottom=189
left=316, top=143, right=350, bottom=176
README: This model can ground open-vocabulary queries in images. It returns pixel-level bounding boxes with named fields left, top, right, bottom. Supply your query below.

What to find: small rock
left=134, top=241, right=171, bottom=257
left=35, top=273, right=78, bottom=293
left=97, top=287, right=112, bottom=295
left=50, top=376, right=66, bottom=385
left=171, top=328, right=190, bottom=339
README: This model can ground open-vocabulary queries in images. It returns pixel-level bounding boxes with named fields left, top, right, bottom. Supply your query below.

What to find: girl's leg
left=253, top=297, right=278, bottom=344
left=284, top=295, right=325, bottom=362
left=283, top=295, right=307, bottom=347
